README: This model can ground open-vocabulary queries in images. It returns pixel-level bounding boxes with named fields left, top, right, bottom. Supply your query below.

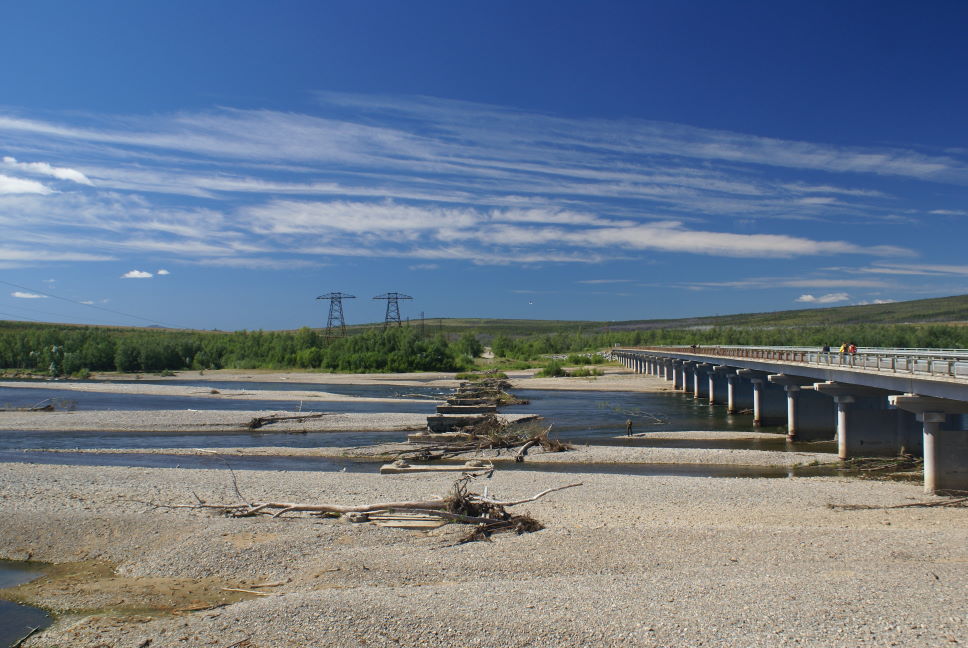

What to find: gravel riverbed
left=0, top=370, right=965, bottom=647
left=1, top=462, right=965, bottom=647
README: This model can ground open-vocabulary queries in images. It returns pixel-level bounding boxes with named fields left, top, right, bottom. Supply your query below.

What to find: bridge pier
left=768, top=374, right=819, bottom=441
left=725, top=372, right=754, bottom=414
left=671, top=360, right=684, bottom=390
left=814, top=382, right=914, bottom=459
left=711, top=366, right=733, bottom=409
left=890, top=395, right=968, bottom=493
left=694, top=363, right=712, bottom=400
left=738, top=369, right=786, bottom=426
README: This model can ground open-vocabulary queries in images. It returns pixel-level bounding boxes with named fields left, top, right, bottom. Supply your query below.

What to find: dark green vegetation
left=1, top=293, right=967, bottom=375
left=0, top=323, right=481, bottom=375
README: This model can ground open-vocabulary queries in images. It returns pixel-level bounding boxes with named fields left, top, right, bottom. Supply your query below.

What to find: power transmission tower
left=373, top=292, right=413, bottom=329
left=316, top=292, right=355, bottom=337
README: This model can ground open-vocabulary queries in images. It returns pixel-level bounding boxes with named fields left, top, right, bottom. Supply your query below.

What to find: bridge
left=613, top=346, right=968, bottom=493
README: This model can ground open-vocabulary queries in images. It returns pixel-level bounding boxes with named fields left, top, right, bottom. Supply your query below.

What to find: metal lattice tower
left=373, top=292, right=413, bottom=329
left=316, top=292, right=355, bottom=337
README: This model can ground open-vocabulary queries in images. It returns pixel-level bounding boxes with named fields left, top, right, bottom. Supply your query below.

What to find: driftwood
left=400, top=418, right=573, bottom=463
left=830, top=495, right=968, bottom=511
left=246, top=412, right=328, bottom=429
left=159, top=475, right=581, bottom=541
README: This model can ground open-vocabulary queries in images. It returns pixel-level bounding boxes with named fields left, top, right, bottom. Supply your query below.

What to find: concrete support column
left=672, top=362, right=682, bottom=390
left=680, top=363, right=691, bottom=393
left=814, top=382, right=912, bottom=456
left=693, top=364, right=712, bottom=400
left=726, top=374, right=738, bottom=414
left=692, top=366, right=701, bottom=398
left=750, top=378, right=764, bottom=427
left=890, top=394, right=968, bottom=493
left=785, top=385, right=800, bottom=440
left=922, top=412, right=947, bottom=494
left=710, top=366, right=734, bottom=409
left=834, top=395, right=854, bottom=459
left=767, top=375, right=818, bottom=441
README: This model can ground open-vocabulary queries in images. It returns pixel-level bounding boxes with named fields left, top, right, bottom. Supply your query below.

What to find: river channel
left=0, top=380, right=833, bottom=452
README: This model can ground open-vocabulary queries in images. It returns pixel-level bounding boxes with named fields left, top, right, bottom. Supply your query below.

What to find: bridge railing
left=620, top=346, right=968, bottom=381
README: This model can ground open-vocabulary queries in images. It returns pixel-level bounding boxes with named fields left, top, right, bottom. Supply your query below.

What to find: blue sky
left=1, top=1, right=967, bottom=330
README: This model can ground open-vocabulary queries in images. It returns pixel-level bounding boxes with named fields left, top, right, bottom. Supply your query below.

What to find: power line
left=0, top=279, right=187, bottom=329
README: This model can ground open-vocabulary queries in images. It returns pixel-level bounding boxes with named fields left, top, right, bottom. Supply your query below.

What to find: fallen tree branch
left=222, top=587, right=271, bottom=596
left=247, top=413, right=328, bottom=429
left=475, top=482, right=583, bottom=506
left=829, top=495, right=968, bottom=511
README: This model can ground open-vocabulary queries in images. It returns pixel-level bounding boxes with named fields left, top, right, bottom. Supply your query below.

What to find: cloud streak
left=0, top=94, right=960, bottom=276
left=2, top=156, right=93, bottom=185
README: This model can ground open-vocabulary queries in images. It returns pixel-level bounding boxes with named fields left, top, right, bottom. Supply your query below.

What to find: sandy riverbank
left=1, top=365, right=672, bottom=399
left=0, top=462, right=965, bottom=647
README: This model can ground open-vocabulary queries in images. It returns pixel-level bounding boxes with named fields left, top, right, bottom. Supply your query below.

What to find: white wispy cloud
left=408, top=263, right=438, bottom=271
left=156, top=268, right=170, bottom=275
left=577, top=279, right=635, bottom=285
left=0, top=94, right=963, bottom=279
left=0, top=173, right=51, bottom=195
left=796, top=293, right=850, bottom=304
left=121, top=269, right=152, bottom=278
left=685, top=277, right=891, bottom=290
left=2, top=156, right=93, bottom=185
left=855, top=263, right=968, bottom=276
left=11, top=291, right=46, bottom=299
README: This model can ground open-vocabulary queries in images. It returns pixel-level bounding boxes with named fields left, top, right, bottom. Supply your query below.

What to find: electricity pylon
left=373, top=292, right=413, bottom=329
left=316, top=292, right=355, bottom=337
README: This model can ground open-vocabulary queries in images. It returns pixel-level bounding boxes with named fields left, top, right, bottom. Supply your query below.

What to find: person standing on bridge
left=626, top=418, right=633, bottom=437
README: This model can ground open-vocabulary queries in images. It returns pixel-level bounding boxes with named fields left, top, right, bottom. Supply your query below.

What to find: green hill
left=358, top=294, right=968, bottom=337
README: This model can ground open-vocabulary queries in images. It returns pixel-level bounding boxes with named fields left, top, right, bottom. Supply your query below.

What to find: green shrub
left=537, top=360, right=567, bottom=377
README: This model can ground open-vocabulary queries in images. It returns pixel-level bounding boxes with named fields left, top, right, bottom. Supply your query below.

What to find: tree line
left=1, top=320, right=965, bottom=376
left=0, top=323, right=482, bottom=375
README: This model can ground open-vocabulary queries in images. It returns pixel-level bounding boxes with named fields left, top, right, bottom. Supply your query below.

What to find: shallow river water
left=0, top=381, right=831, bottom=450
left=0, top=561, right=50, bottom=648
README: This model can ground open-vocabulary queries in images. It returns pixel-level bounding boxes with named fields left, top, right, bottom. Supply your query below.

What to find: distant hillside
left=609, top=294, right=968, bottom=331
left=4, top=294, right=967, bottom=339
left=362, top=294, right=968, bottom=337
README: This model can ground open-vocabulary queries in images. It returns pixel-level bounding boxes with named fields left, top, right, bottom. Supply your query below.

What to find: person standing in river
left=626, top=418, right=633, bottom=437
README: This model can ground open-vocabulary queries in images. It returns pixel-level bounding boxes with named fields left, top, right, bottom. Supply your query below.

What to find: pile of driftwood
left=456, top=375, right=529, bottom=406
left=403, top=415, right=573, bottom=462
left=164, top=475, right=581, bottom=543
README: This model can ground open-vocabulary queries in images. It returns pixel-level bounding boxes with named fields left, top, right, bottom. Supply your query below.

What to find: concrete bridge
left=613, top=346, right=968, bottom=493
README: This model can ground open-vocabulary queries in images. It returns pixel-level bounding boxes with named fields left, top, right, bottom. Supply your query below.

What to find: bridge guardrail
left=621, top=346, right=968, bottom=381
